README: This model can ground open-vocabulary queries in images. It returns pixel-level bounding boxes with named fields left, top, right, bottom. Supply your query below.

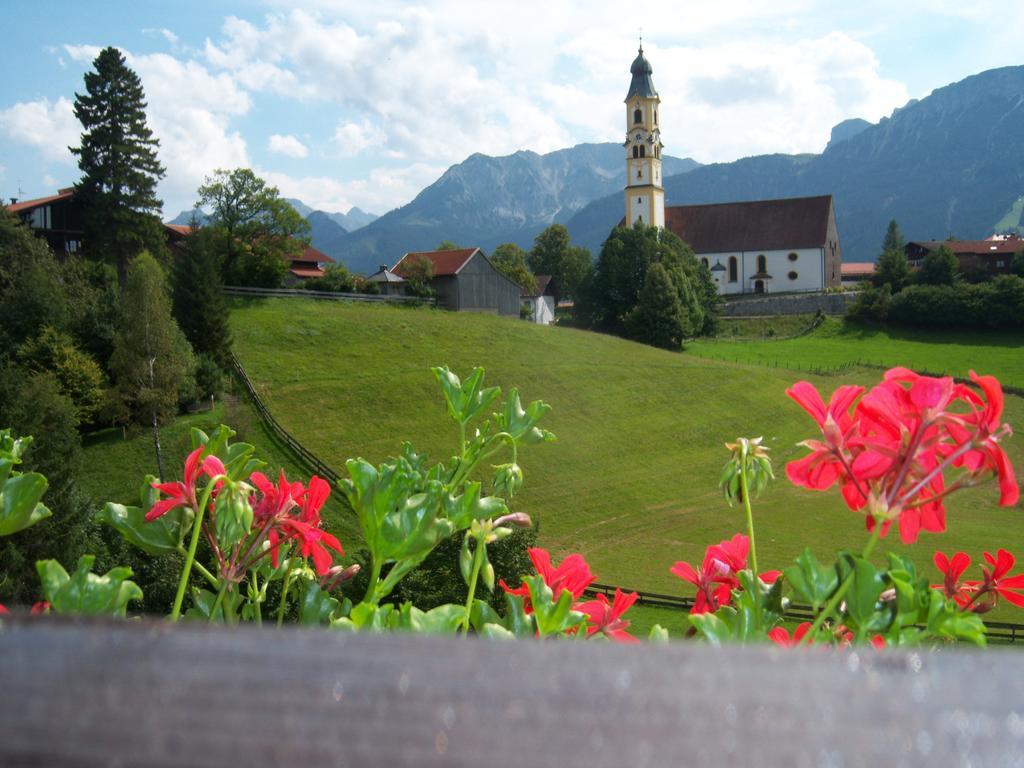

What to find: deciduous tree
left=109, top=252, right=194, bottom=480
left=197, top=168, right=310, bottom=287
left=917, top=244, right=960, bottom=286
left=72, top=46, right=166, bottom=288
left=528, top=224, right=592, bottom=300
left=490, top=243, right=536, bottom=293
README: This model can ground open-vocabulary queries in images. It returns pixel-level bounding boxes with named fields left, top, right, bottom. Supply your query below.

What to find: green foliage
left=71, top=46, right=167, bottom=286
left=1011, top=248, right=1024, bottom=278
left=109, top=251, right=195, bottom=431
left=192, top=353, right=226, bottom=400
left=0, top=213, right=68, bottom=348
left=172, top=229, right=232, bottom=368
left=60, top=258, right=120, bottom=365
left=624, top=262, right=687, bottom=349
left=490, top=243, right=536, bottom=293
left=916, top=244, right=960, bottom=286
left=528, top=224, right=591, bottom=300
left=18, top=327, right=105, bottom=424
left=886, top=277, right=1024, bottom=329
left=582, top=222, right=715, bottom=345
left=401, top=254, right=436, bottom=298
left=436, top=240, right=460, bottom=251
left=846, top=283, right=892, bottom=322
left=304, top=263, right=357, bottom=293
left=0, top=431, right=52, bottom=536
left=37, top=555, right=142, bottom=617
left=872, top=249, right=911, bottom=291
left=881, top=219, right=906, bottom=254
left=197, top=168, right=309, bottom=288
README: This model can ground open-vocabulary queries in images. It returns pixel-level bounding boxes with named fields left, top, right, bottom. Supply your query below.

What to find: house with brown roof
left=905, top=236, right=1022, bottom=277
left=662, top=195, right=842, bottom=296
left=6, top=188, right=83, bottom=257
left=392, top=248, right=521, bottom=316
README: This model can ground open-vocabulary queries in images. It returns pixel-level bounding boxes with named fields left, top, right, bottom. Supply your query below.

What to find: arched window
left=633, top=108, right=642, bottom=124
left=637, top=197, right=642, bottom=204
left=757, top=254, right=767, bottom=273
left=654, top=109, right=658, bottom=124
left=632, top=146, right=639, bottom=158
left=639, top=145, right=645, bottom=158
left=728, top=256, right=738, bottom=283
left=701, top=257, right=709, bottom=268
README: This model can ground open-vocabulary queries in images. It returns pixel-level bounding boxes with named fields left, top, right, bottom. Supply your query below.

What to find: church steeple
left=624, top=41, right=664, bottom=229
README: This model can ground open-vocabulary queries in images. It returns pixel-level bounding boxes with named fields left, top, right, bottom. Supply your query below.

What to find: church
left=622, top=45, right=842, bottom=295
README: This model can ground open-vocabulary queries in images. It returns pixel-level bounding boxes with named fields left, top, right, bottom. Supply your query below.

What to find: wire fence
left=584, top=582, right=1024, bottom=644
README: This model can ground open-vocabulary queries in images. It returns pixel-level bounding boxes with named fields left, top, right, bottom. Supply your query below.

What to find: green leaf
left=493, top=389, right=554, bottom=444
left=689, top=611, right=732, bottom=647
left=480, top=623, right=516, bottom=640
left=393, top=602, right=464, bottom=633
left=36, top=555, right=142, bottom=617
left=443, top=482, right=507, bottom=530
left=98, top=502, right=181, bottom=556
left=525, top=575, right=585, bottom=637
left=0, top=472, right=51, bottom=536
left=432, top=367, right=500, bottom=426
left=783, top=548, right=838, bottom=612
left=299, top=578, right=341, bottom=625
left=459, top=533, right=473, bottom=585
left=502, top=591, right=535, bottom=637
left=469, top=598, right=502, bottom=632
left=846, top=558, right=889, bottom=634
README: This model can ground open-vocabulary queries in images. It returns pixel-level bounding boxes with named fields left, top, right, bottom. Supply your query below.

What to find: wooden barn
left=392, top=248, right=522, bottom=316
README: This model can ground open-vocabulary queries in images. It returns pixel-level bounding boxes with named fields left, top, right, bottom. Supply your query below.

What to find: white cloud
left=333, top=119, right=375, bottom=156
left=0, top=96, right=78, bottom=163
left=268, top=133, right=309, bottom=158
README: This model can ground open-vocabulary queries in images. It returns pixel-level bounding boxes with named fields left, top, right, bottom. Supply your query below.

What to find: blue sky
left=1, top=0, right=1022, bottom=218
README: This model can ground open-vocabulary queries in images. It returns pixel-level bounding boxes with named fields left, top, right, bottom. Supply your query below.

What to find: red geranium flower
left=981, top=549, right=1024, bottom=608
left=500, top=547, right=595, bottom=609
left=670, top=534, right=751, bottom=615
left=932, top=550, right=976, bottom=608
left=768, top=622, right=813, bottom=647
left=577, top=588, right=639, bottom=643
left=147, top=446, right=226, bottom=521
left=260, top=473, right=343, bottom=576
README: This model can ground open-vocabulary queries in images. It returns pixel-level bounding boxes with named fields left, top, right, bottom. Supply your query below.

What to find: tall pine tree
left=171, top=229, right=232, bottom=368
left=72, top=46, right=166, bottom=288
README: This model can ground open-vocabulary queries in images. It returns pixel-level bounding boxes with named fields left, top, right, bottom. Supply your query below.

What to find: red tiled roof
left=393, top=248, right=478, bottom=277
left=6, top=190, right=74, bottom=213
left=660, top=195, right=834, bottom=253
left=287, top=246, right=334, bottom=264
left=842, top=262, right=875, bottom=276
left=290, top=267, right=325, bottom=278
left=164, top=223, right=193, bottom=236
left=907, top=239, right=1022, bottom=256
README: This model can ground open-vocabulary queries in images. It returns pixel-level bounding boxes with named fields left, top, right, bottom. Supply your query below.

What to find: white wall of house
left=698, top=247, right=825, bottom=295
left=523, top=296, right=556, bottom=325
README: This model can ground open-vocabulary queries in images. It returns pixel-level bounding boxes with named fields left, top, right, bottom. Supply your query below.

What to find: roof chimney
left=379, top=265, right=389, bottom=272
left=9, top=198, right=17, bottom=205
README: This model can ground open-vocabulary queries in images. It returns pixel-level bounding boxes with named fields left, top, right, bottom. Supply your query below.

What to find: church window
left=788, top=252, right=798, bottom=262
left=639, top=145, right=645, bottom=158
left=728, top=256, right=738, bottom=282
left=701, top=258, right=709, bottom=268
left=757, top=254, right=767, bottom=273
left=637, top=197, right=642, bottom=204
left=632, top=146, right=639, bottom=158
left=637, top=169, right=642, bottom=179
left=633, top=108, right=642, bottom=124
left=654, top=109, right=658, bottom=124
left=788, top=271, right=798, bottom=280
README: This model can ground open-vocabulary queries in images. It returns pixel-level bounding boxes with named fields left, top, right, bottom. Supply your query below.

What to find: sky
left=1, top=1, right=1022, bottom=219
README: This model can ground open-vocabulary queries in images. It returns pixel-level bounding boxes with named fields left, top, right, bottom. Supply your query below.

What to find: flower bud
left=494, top=511, right=532, bottom=528
left=321, top=563, right=361, bottom=590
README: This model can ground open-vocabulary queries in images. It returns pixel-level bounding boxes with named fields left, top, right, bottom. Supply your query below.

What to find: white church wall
left=697, top=248, right=825, bottom=295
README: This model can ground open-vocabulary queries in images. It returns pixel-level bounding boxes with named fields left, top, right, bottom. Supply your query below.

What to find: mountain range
left=566, top=66, right=1024, bottom=263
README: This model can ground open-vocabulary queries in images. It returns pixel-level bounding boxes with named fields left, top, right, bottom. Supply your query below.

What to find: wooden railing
left=224, top=285, right=436, bottom=305
left=1, top=616, right=1021, bottom=766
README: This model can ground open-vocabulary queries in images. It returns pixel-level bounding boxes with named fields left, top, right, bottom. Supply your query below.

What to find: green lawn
left=690, top=316, right=1024, bottom=387
left=714, top=313, right=819, bottom=340
left=227, top=298, right=1024, bottom=621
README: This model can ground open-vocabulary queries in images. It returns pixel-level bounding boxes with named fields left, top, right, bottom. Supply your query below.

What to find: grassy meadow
left=225, top=298, right=1024, bottom=620
left=691, top=316, right=1024, bottom=387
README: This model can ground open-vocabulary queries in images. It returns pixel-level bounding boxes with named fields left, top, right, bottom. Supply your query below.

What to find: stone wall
left=721, top=291, right=858, bottom=317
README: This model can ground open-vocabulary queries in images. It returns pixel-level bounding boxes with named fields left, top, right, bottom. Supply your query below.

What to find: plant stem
left=738, top=448, right=759, bottom=575
left=252, top=571, right=262, bottom=626
left=277, top=557, right=295, bottom=628
left=460, top=536, right=486, bottom=635
left=802, top=520, right=883, bottom=645
left=177, top=548, right=219, bottom=588
left=209, top=580, right=229, bottom=623
left=363, top=558, right=383, bottom=605
left=170, top=478, right=221, bottom=622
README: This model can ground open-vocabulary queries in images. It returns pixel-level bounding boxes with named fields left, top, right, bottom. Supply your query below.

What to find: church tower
left=624, top=43, right=664, bottom=229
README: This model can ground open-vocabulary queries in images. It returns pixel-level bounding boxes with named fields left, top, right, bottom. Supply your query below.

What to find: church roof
left=663, top=195, right=834, bottom=253
left=625, top=46, right=658, bottom=100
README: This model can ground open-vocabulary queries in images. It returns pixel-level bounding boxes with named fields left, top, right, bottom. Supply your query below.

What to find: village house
left=392, top=248, right=522, bottom=316
left=364, top=265, right=405, bottom=296
left=521, top=275, right=557, bottom=325
left=620, top=46, right=842, bottom=295
left=905, top=235, right=1022, bottom=277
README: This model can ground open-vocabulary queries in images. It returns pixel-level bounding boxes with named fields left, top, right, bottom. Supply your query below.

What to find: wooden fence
left=1, top=615, right=1022, bottom=766
left=228, top=352, right=341, bottom=485
left=224, top=284, right=436, bottom=305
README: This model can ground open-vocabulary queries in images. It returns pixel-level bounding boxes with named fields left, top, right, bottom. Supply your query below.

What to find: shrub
left=18, top=327, right=106, bottom=424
